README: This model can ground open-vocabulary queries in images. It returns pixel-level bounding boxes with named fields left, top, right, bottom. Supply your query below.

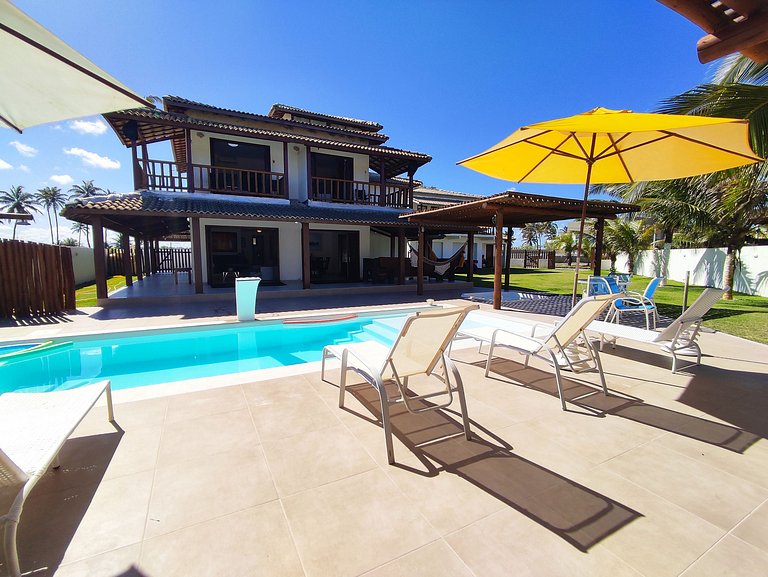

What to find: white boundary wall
left=69, top=247, right=95, bottom=285
left=615, top=246, right=768, bottom=297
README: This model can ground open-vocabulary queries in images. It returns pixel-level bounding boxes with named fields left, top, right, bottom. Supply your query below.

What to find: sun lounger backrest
left=656, top=287, right=723, bottom=341
left=387, top=304, right=477, bottom=378
left=544, top=294, right=615, bottom=349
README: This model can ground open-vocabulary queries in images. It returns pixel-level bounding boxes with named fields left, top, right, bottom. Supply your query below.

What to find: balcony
left=138, top=159, right=287, bottom=199
left=310, top=177, right=411, bottom=208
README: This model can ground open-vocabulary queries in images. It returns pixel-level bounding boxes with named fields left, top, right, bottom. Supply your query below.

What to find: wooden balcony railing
left=310, top=177, right=411, bottom=208
left=138, top=159, right=287, bottom=198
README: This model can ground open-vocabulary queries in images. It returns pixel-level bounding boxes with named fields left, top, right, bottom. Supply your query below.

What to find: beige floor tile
left=732, top=499, right=768, bottom=554
left=73, top=396, right=169, bottom=437
left=582, top=470, right=725, bottom=577
left=680, top=535, right=768, bottom=577
left=249, top=394, right=340, bottom=442
left=61, top=470, right=154, bottom=564
left=446, top=508, right=642, bottom=577
left=261, top=424, right=377, bottom=497
left=599, top=442, right=768, bottom=530
left=362, top=540, right=475, bottom=577
left=242, top=374, right=319, bottom=405
left=164, top=385, right=246, bottom=424
left=102, top=424, right=162, bottom=480
left=140, top=501, right=304, bottom=577
left=283, top=469, right=438, bottom=577
left=53, top=544, right=141, bottom=577
left=146, top=446, right=277, bottom=538
left=156, top=408, right=260, bottom=466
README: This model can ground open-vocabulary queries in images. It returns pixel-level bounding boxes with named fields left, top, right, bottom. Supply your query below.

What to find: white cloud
left=9, top=140, right=37, bottom=157
left=50, top=174, right=74, bottom=186
left=69, top=119, right=108, bottom=135
left=18, top=164, right=30, bottom=172
left=0, top=158, right=12, bottom=170
left=63, top=147, right=120, bottom=169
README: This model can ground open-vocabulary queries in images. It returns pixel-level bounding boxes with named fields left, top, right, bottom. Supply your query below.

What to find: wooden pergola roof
left=658, top=0, right=768, bottom=63
left=402, top=191, right=639, bottom=227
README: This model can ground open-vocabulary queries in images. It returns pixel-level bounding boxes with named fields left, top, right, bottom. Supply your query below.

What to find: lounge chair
left=588, top=287, right=724, bottom=373
left=1, top=380, right=114, bottom=577
left=456, top=295, right=617, bottom=411
left=321, top=304, right=477, bottom=464
left=607, top=276, right=663, bottom=329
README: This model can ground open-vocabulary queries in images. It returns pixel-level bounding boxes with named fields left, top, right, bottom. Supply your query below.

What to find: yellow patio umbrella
left=458, top=107, right=763, bottom=304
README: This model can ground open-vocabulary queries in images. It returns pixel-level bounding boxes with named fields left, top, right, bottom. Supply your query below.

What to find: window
left=210, top=139, right=271, bottom=193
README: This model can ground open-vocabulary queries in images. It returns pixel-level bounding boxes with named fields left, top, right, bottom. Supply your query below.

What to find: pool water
left=0, top=312, right=411, bottom=394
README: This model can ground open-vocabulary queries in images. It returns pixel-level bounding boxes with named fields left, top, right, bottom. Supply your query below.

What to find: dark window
left=210, top=139, right=271, bottom=193
left=311, top=153, right=354, bottom=200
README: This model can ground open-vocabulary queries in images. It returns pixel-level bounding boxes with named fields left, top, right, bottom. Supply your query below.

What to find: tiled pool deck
left=1, top=293, right=767, bottom=577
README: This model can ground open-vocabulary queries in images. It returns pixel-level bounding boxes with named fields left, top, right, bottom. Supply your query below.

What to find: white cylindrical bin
left=235, top=277, right=261, bottom=321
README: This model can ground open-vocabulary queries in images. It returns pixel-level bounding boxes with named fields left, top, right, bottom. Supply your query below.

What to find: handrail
left=310, top=177, right=411, bottom=208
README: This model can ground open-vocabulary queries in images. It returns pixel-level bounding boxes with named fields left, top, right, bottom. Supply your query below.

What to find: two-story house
left=64, top=97, right=477, bottom=299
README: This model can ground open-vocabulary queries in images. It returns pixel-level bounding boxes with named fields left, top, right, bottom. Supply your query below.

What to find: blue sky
left=2, top=0, right=717, bottom=242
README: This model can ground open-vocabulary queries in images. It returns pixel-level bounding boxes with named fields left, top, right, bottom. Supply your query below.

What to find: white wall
left=616, top=246, right=768, bottom=296
left=69, top=247, right=95, bottom=285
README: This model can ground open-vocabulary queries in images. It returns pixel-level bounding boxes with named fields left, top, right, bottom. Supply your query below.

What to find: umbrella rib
left=0, top=112, right=22, bottom=134
left=458, top=132, right=585, bottom=165
left=659, top=129, right=763, bottom=161
left=593, top=132, right=632, bottom=161
left=518, top=133, right=576, bottom=182
left=0, top=22, right=151, bottom=110
left=607, top=133, right=634, bottom=182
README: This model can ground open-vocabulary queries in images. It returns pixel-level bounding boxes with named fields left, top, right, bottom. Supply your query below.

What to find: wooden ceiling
left=658, top=0, right=768, bottom=63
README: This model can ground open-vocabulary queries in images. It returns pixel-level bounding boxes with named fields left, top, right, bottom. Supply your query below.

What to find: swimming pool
left=0, top=310, right=414, bottom=394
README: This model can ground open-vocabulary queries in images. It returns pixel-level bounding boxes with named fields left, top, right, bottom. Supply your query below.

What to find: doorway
left=309, top=230, right=360, bottom=283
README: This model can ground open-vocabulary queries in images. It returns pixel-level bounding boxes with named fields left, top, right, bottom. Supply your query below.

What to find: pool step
left=330, top=316, right=408, bottom=347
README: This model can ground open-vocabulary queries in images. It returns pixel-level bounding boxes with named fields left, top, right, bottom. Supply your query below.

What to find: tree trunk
left=723, top=246, right=736, bottom=300
left=47, top=207, right=54, bottom=244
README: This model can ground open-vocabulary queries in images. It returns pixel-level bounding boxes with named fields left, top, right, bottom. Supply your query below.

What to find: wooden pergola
left=658, top=0, right=768, bottom=63
left=403, top=191, right=639, bottom=309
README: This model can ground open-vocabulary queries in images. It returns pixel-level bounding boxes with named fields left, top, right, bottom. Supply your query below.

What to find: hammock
left=409, top=242, right=467, bottom=275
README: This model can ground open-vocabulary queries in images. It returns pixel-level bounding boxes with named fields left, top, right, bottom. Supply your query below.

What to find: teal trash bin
left=235, top=277, right=261, bottom=321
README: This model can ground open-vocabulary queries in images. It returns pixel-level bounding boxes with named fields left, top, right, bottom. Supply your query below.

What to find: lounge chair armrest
left=491, top=327, right=544, bottom=349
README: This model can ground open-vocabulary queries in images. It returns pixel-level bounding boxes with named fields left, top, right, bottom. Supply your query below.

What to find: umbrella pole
left=571, top=163, right=594, bottom=308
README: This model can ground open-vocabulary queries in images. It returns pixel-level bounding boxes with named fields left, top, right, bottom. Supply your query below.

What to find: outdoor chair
left=586, top=275, right=625, bottom=297
left=607, top=272, right=632, bottom=290
left=607, top=276, right=663, bottom=329
left=0, top=380, right=114, bottom=577
left=456, top=295, right=617, bottom=411
left=588, top=287, right=724, bottom=373
left=321, top=304, right=478, bottom=464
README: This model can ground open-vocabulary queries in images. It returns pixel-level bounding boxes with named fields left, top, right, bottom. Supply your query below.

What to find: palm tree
left=553, top=230, right=577, bottom=266
left=68, top=180, right=101, bottom=198
left=520, top=223, right=538, bottom=248
left=71, top=221, right=91, bottom=247
left=534, top=222, right=557, bottom=247
left=0, top=185, right=40, bottom=239
left=36, top=186, right=68, bottom=244
left=602, top=219, right=654, bottom=275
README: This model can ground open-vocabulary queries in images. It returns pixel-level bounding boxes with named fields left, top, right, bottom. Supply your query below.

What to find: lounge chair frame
left=321, top=305, right=477, bottom=464
left=1, top=380, right=114, bottom=577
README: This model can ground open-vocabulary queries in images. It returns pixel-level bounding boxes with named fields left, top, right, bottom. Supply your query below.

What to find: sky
left=1, top=0, right=720, bottom=243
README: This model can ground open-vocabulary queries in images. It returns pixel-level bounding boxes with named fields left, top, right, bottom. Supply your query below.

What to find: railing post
left=186, top=129, right=193, bottom=192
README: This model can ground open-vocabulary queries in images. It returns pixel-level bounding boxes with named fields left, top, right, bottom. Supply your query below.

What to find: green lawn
left=76, top=276, right=135, bottom=307
left=456, top=268, right=768, bottom=344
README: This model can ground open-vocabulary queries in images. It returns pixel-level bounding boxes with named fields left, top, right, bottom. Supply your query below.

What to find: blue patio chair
left=586, top=275, right=624, bottom=297
left=608, top=272, right=632, bottom=290
left=607, top=276, right=663, bottom=329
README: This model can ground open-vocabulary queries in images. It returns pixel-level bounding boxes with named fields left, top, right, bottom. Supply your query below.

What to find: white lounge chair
left=457, top=295, right=617, bottom=411
left=321, top=305, right=478, bottom=464
left=588, top=287, right=724, bottom=373
left=0, top=380, right=114, bottom=577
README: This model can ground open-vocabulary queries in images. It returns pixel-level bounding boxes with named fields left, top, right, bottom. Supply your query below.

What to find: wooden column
left=398, top=228, right=406, bottom=285
left=389, top=234, right=395, bottom=257
left=186, top=129, right=193, bottom=192
left=504, top=226, right=512, bottom=290
left=593, top=218, right=605, bottom=277
left=131, top=143, right=141, bottom=190
left=467, top=232, right=474, bottom=282
left=417, top=226, right=425, bottom=295
left=121, top=234, right=133, bottom=286
left=301, top=222, right=310, bottom=289
left=143, top=237, right=151, bottom=276
left=407, top=167, right=415, bottom=208
left=134, top=236, right=143, bottom=281
left=283, top=141, right=290, bottom=198
left=92, top=217, right=107, bottom=300
left=191, top=217, right=204, bottom=294
left=379, top=159, right=387, bottom=206
left=306, top=148, right=313, bottom=200
left=493, top=210, right=504, bottom=310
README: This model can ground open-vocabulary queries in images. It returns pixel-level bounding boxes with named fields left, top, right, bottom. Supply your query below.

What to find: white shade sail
left=0, top=0, right=149, bottom=133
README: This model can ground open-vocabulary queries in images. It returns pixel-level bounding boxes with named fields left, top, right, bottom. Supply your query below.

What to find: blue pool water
left=0, top=312, right=411, bottom=394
